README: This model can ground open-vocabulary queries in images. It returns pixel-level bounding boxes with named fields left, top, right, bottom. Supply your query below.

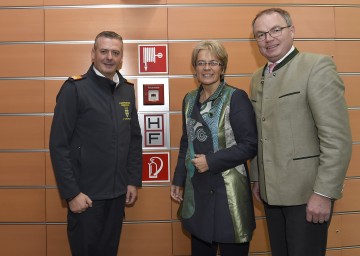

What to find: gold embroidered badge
left=119, top=101, right=131, bottom=120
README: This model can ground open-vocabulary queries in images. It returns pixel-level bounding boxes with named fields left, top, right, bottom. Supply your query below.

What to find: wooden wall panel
left=349, top=110, right=360, bottom=142
left=125, top=187, right=172, bottom=221
left=340, top=214, right=360, bottom=247
left=168, top=6, right=261, bottom=39
left=335, top=7, right=360, bottom=38
left=44, top=44, right=92, bottom=77
left=45, top=0, right=166, bottom=6
left=169, top=43, right=196, bottom=75
left=45, top=8, right=167, bottom=41
left=0, top=45, right=44, bottom=77
left=46, top=225, right=71, bottom=256
left=124, top=44, right=155, bottom=76
left=0, top=80, right=44, bottom=113
left=45, top=80, right=64, bottom=113
left=0, top=189, right=45, bottom=222
left=253, top=198, right=266, bottom=217
left=327, top=215, right=342, bottom=248
left=346, top=144, right=360, bottom=177
left=342, top=248, right=360, bottom=256
left=169, top=41, right=337, bottom=76
left=46, top=189, right=67, bottom=222
left=336, top=42, right=360, bottom=72
left=172, top=221, right=191, bottom=256
left=0, top=225, right=46, bottom=256
left=332, top=251, right=345, bottom=256
left=249, top=219, right=271, bottom=252
left=45, top=43, right=139, bottom=77
left=0, top=10, right=44, bottom=41
left=294, top=41, right=335, bottom=58
left=169, top=42, right=264, bottom=75
left=325, top=250, right=341, bottom=256
left=342, top=76, right=360, bottom=107
left=169, top=78, right=197, bottom=111
left=169, top=113, right=182, bottom=148
left=168, top=7, right=334, bottom=40
left=0, top=116, right=44, bottom=149
left=45, top=116, right=52, bottom=149
left=0, top=152, right=45, bottom=186
left=280, top=7, right=335, bottom=38
left=225, top=77, right=251, bottom=94
left=170, top=149, right=179, bottom=178
left=45, top=0, right=118, bottom=4
left=171, top=199, right=180, bottom=220
left=333, top=179, right=360, bottom=213
left=0, top=0, right=43, bottom=6
left=119, top=223, right=173, bottom=255
left=46, top=152, right=57, bottom=185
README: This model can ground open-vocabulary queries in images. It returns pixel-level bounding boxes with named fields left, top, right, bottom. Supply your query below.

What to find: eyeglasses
left=254, top=26, right=291, bottom=42
left=196, top=61, right=222, bottom=67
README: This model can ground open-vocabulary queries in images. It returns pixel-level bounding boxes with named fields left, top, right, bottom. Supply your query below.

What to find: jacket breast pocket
left=279, top=91, right=300, bottom=99
left=278, top=91, right=302, bottom=114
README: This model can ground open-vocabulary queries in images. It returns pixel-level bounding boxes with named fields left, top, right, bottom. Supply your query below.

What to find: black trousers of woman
left=191, top=235, right=250, bottom=256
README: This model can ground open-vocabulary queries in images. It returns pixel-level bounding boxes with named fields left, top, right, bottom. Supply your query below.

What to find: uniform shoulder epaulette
left=69, top=75, right=86, bottom=81
left=125, top=80, right=134, bottom=86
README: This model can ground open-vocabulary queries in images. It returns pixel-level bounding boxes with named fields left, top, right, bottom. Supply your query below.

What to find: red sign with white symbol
left=142, top=152, right=170, bottom=182
left=138, top=44, right=168, bottom=74
left=143, top=84, right=165, bottom=105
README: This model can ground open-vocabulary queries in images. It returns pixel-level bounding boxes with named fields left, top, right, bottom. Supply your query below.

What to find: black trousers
left=264, top=202, right=333, bottom=256
left=191, top=235, right=250, bottom=256
left=67, top=195, right=126, bottom=256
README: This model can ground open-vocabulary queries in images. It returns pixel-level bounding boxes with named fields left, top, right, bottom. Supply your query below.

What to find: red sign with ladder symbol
left=138, top=45, right=168, bottom=74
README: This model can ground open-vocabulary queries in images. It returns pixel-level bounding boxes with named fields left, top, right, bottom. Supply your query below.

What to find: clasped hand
left=191, top=154, right=209, bottom=173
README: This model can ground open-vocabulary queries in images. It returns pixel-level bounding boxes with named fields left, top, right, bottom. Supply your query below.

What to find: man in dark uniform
left=49, top=31, right=142, bottom=256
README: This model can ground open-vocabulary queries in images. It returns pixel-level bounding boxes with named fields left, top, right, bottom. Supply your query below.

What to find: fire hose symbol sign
left=143, top=47, right=163, bottom=71
left=139, top=45, right=168, bottom=74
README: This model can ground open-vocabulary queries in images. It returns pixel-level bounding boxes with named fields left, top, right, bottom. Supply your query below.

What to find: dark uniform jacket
left=49, top=65, right=142, bottom=201
left=173, top=82, right=257, bottom=243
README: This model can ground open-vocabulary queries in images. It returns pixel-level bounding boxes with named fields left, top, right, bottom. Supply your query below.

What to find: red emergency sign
left=142, top=152, right=170, bottom=182
left=138, top=45, right=168, bottom=74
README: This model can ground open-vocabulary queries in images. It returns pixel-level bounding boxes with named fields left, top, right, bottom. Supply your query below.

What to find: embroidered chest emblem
left=119, top=101, right=131, bottom=120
